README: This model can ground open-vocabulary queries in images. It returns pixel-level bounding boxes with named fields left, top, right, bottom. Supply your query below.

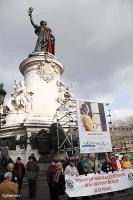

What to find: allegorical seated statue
left=7, top=81, right=33, bottom=113
left=28, top=7, right=55, bottom=54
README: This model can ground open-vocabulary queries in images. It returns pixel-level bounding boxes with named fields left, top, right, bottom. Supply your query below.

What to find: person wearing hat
left=14, top=157, right=25, bottom=192
left=30, top=153, right=37, bottom=162
left=26, top=156, right=40, bottom=199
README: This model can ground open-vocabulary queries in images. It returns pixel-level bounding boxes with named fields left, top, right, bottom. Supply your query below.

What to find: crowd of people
left=0, top=154, right=40, bottom=200
left=46, top=153, right=133, bottom=200
left=0, top=153, right=132, bottom=200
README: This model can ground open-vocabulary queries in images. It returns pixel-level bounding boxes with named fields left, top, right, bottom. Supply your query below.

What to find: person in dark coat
left=0, top=163, right=19, bottom=184
left=26, top=156, right=40, bottom=199
left=14, top=157, right=25, bottom=192
left=101, top=156, right=114, bottom=173
left=1, top=156, right=8, bottom=173
left=63, top=157, right=70, bottom=170
left=101, top=156, right=115, bottom=197
left=47, top=159, right=58, bottom=200
left=54, top=162, right=66, bottom=200
left=30, top=153, right=37, bottom=162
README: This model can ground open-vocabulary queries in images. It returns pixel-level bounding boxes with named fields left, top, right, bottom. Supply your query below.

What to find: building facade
left=110, top=126, right=133, bottom=154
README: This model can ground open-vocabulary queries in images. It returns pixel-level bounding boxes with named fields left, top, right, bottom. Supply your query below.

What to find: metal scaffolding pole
left=55, top=99, right=79, bottom=158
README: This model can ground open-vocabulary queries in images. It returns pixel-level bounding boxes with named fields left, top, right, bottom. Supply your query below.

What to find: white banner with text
left=66, top=169, right=133, bottom=197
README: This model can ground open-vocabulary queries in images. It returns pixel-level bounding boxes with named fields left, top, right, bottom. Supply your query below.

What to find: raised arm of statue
left=0, top=83, right=4, bottom=90
left=28, top=7, right=38, bottom=29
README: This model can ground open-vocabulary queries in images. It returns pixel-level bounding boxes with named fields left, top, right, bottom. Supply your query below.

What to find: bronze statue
left=0, top=83, right=6, bottom=104
left=0, top=83, right=4, bottom=91
left=28, top=7, right=55, bottom=54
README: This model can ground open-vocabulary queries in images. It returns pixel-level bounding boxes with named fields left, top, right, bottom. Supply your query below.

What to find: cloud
left=112, top=108, right=133, bottom=121
left=0, top=0, right=133, bottom=121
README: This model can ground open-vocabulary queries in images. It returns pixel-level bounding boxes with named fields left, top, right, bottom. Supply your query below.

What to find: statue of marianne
left=28, top=7, right=55, bottom=54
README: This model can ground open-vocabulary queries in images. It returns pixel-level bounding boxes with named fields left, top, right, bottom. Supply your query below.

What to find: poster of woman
left=77, top=100, right=112, bottom=153
left=80, top=101, right=107, bottom=132
left=80, top=103, right=95, bottom=131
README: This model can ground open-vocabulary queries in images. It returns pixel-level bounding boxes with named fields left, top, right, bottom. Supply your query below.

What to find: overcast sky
left=0, top=0, right=133, bottom=121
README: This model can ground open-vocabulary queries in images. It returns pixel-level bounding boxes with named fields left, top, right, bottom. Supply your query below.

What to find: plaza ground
left=21, top=181, right=133, bottom=200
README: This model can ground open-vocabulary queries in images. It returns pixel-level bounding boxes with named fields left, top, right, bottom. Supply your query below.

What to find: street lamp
left=0, top=83, right=6, bottom=128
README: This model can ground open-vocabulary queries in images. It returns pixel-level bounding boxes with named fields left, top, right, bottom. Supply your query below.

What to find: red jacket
left=111, top=160, right=118, bottom=171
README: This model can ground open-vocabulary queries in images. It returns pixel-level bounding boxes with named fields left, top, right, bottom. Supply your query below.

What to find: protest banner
left=77, top=100, right=112, bottom=153
left=66, top=169, right=133, bottom=197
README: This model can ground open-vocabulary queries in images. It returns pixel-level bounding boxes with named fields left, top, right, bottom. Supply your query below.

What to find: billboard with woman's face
left=77, top=100, right=112, bottom=153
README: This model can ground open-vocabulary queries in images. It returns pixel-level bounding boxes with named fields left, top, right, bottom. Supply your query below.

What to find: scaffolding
left=53, top=98, right=113, bottom=159
left=53, top=96, right=79, bottom=158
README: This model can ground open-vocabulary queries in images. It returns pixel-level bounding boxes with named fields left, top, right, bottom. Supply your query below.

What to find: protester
left=111, top=154, right=123, bottom=171
left=30, top=153, right=37, bottom=162
left=101, top=156, right=115, bottom=197
left=110, top=155, right=118, bottom=171
left=63, top=157, right=70, bottom=170
left=0, top=172, right=18, bottom=200
left=7, top=163, right=19, bottom=183
left=121, top=154, right=132, bottom=169
left=0, top=163, right=19, bottom=184
left=0, top=156, right=8, bottom=173
left=131, top=160, right=133, bottom=168
left=77, top=154, right=89, bottom=175
left=115, top=154, right=122, bottom=171
left=47, top=159, right=58, bottom=200
left=88, top=154, right=101, bottom=173
left=7, top=157, right=14, bottom=164
left=26, top=156, right=40, bottom=199
left=87, top=154, right=102, bottom=199
left=14, top=157, right=25, bottom=192
left=101, top=156, right=114, bottom=173
left=54, top=162, right=66, bottom=200
left=65, top=158, right=78, bottom=176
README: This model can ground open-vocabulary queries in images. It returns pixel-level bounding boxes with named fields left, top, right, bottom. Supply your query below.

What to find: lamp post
left=0, top=83, right=6, bottom=129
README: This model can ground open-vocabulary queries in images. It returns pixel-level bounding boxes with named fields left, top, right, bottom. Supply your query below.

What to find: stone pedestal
left=1, top=51, right=76, bottom=163
left=5, top=52, right=64, bottom=126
